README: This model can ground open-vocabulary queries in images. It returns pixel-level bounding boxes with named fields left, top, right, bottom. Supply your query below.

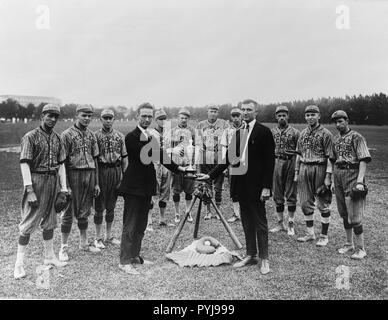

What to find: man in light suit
left=197, top=99, right=275, bottom=274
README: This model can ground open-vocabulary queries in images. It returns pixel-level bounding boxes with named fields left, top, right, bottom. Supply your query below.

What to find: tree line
left=1, top=92, right=387, bottom=125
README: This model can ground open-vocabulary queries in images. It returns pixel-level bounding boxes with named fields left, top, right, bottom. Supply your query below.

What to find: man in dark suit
left=197, top=99, right=275, bottom=274
left=117, top=103, right=187, bottom=275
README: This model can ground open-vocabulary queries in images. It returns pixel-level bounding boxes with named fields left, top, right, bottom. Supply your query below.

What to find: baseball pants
left=155, top=163, right=171, bottom=203
left=273, top=158, right=297, bottom=209
left=298, top=163, right=331, bottom=222
left=200, top=163, right=224, bottom=205
left=19, top=172, right=58, bottom=235
left=172, top=172, right=195, bottom=196
left=94, top=165, right=122, bottom=224
left=333, top=167, right=365, bottom=225
left=61, top=169, right=95, bottom=232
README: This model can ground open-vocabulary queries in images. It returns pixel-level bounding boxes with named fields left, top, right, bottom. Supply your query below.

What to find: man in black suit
left=197, top=99, right=275, bottom=274
left=117, top=103, right=187, bottom=275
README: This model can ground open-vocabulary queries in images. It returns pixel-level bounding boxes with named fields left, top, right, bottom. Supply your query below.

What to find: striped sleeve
left=20, top=133, right=34, bottom=163
left=120, top=133, right=128, bottom=158
left=91, top=132, right=99, bottom=158
left=61, top=131, right=71, bottom=159
left=354, top=133, right=371, bottom=163
left=323, top=130, right=333, bottom=158
left=57, top=135, right=67, bottom=164
left=295, top=131, right=302, bottom=155
left=329, top=137, right=337, bottom=162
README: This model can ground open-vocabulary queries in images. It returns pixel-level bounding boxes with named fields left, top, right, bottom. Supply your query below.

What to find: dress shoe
left=119, top=264, right=140, bottom=275
left=233, top=255, right=258, bottom=268
left=139, top=256, right=154, bottom=265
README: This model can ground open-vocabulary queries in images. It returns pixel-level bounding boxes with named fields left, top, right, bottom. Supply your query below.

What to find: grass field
left=0, top=120, right=387, bottom=300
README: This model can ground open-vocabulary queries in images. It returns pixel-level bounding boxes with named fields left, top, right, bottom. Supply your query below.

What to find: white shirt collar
left=245, top=119, right=256, bottom=130
left=138, top=125, right=148, bottom=139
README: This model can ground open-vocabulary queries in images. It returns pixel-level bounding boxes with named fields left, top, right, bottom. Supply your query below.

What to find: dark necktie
left=236, top=129, right=241, bottom=157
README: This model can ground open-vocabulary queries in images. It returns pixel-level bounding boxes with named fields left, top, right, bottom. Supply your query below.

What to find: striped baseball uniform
left=164, top=124, right=197, bottom=196
left=271, top=125, right=300, bottom=212
left=19, top=126, right=66, bottom=235
left=61, top=124, right=99, bottom=232
left=196, top=119, right=229, bottom=205
left=94, top=127, right=127, bottom=224
left=220, top=122, right=244, bottom=202
left=330, top=129, right=371, bottom=224
left=152, top=126, right=172, bottom=203
left=296, top=124, right=333, bottom=218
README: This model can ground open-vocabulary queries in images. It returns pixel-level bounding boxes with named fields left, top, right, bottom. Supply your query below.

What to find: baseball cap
left=101, top=109, right=115, bottom=117
left=178, top=108, right=190, bottom=117
left=331, top=110, right=348, bottom=121
left=42, top=104, right=60, bottom=115
left=275, top=105, right=289, bottom=114
left=230, top=108, right=242, bottom=116
left=155, top=109, right=167, bottom=120
left=76, top=104, right=94, bottom=113
left=207, top=105, right=219, bottom=111
left=304, top=105, right=320, bottom=114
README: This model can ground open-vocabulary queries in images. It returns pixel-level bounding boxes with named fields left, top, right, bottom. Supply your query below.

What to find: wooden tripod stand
left=166, top=182, right=243, bottom=253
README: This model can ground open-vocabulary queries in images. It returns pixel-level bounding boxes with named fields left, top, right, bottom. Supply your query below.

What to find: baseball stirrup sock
left=343, top=218, right=352, bottom=230
left=105, top=211, right=114, bottom=223
left=94, top=214, right=104, bottom=225
left=77, top=221, right=88, bottom=231
left=288, top=205, right=296, bottom=213
left=173, top=194, right=180, bottom=203
left=61, top=224, right=72, bottom=234
left=353, top=224, right=363, bottom=235
left=42, top=229, right=54, bottom=240
left=185, top=193, right=193, bottom=201
left=18, top=234, right=30, bottom=246
left=158, top=200, right=167, bottom=208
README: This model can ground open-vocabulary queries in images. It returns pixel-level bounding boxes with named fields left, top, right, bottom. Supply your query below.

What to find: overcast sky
left=0, top=0, right=387, bottom=108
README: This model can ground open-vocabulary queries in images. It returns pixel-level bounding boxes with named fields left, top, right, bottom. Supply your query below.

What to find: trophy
left=184, top=138, right=197, bottom=179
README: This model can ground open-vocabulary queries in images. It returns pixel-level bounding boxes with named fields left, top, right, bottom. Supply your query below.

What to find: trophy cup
left=184, top=138, right=197, bottom=179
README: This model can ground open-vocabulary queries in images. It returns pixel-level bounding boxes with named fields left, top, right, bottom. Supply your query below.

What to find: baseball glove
left=54, top=191, right=71, bottom=213
left=349, top=183, right=368, bottom=200
left=315, top=184, right=332, bottom=204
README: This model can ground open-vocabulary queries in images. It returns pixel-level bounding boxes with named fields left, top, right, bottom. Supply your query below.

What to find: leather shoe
left=119, top=263, right=140, bottom=275
left=233, top=255, right=258, bottom=268
left=139, top=256, right=154, bottom=265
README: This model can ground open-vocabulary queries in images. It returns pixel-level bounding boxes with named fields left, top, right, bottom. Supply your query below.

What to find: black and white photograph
left=0, top=0, right=387, bottom=304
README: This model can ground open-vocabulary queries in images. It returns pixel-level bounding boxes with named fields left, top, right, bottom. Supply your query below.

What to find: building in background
left=0, top=95, right=62, bottom=107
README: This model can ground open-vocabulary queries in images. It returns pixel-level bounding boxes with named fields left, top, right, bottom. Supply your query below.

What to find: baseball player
left=14, top=104, right=68, bottom=279
left=151, top=108, right=174, bottom=226
left=220, top=107, right=244, bottom=222
left=59, top=104, right=101, bottom=261
left=164, top=108, right=197, bottom=223
left=270, top=106, right=300, bottom=236
left=196, top=105, right=229, bottom=220
left=295, top=105, right=333, bottom=246
left=330, top=110, right=371, bottom=259
left=93, top=109, right=128, bottom=249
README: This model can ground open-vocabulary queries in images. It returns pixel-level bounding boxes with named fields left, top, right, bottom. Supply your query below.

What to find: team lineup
left=13, top=99, right=371, bottom=279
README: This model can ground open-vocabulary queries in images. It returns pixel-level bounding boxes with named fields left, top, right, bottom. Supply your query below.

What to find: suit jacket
left=209, top=121, right=275, bottom=200
left=118, top=127, right=179, bottom=197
